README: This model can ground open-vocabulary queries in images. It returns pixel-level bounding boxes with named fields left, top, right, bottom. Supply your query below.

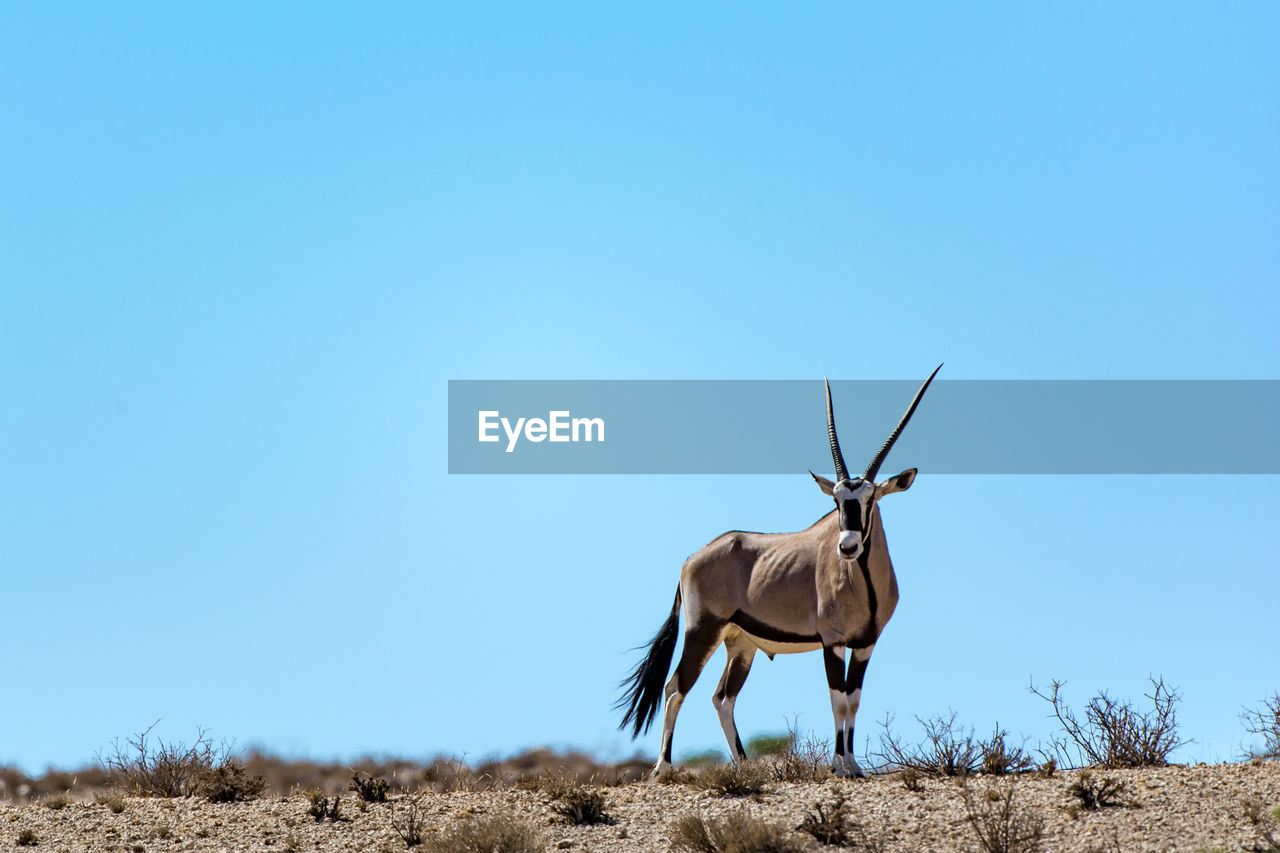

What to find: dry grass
left=422, top=815, right=544, bottom=853
left=520, top=773, right=613, bottom=825
left=963, top=779, right=1046, bottom=853
left=4, top=745, right=655, bottom=803
left=42, top=793, right=70, bottom=810
left=690, top=761, right=772, bottom=797
left=94, top=792, right=126, bottom=813
left=1030, top=676, right=1186, bottom=769
left=671, top=810, right=805, bottom=853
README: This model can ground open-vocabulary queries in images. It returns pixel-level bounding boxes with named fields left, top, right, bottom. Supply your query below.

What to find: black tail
left=615, top=587, right=682, bottom=739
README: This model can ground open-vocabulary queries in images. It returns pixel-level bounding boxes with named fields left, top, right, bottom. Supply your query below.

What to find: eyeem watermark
left=478, top=410, right=605, bottom=453
left=450, top=380, right=1280, bottom=473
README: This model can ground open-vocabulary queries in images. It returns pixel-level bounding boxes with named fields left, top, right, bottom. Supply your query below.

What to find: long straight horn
left=824, top=378, right=849, bottom=482
left=863, top=364, right=943, bottom=481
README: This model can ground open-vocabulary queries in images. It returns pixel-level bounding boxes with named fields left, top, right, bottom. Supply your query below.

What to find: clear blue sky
left=2, top=3, right=1277, bottom=773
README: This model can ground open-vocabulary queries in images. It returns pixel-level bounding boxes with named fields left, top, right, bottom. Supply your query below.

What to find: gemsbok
left=617, top=366, right=941, bottom=777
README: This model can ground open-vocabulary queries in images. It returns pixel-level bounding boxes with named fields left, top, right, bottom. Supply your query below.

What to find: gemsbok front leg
left=711, top=630, right=757, bottom=762
left=841, top=644, right=874, bottom=778
left=823, top=644, right=853, bottom=776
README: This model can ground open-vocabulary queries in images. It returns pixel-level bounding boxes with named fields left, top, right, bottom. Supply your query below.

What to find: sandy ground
left=2, top=762, right=1278, bottom=852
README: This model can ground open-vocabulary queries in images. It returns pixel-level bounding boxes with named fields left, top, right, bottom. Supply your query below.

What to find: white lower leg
left=653, top=686, right=685, bottom=776
left=845, top=688, right=864, bottom=777
left=830, top=688, right=853, bottom=775
left=713, top=694, right=742, bottom=761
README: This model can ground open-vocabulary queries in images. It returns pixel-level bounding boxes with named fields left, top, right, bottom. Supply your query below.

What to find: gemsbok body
left=617, top=367, right=941, bottom=777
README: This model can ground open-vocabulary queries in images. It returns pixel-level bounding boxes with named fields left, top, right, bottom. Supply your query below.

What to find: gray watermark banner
left=447, top=380, right=1280, bottom=474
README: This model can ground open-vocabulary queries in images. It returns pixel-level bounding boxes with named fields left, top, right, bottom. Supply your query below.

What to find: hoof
left=831, top=758, right=868, bottom=779
left=650, top=760, right=673, bottom=781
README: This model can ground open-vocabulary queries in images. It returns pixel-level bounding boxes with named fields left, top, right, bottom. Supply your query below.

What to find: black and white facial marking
left=832, top=478, right=875, bottom=561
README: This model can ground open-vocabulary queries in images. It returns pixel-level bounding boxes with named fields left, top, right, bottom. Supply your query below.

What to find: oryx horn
left=824, top=378, right=849, bottom=482
left=863, top=363, right=943, bottom=481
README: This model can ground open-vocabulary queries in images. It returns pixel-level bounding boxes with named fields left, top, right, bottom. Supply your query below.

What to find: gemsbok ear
left=875, top=468, right=917, bottom=497
left=809, top=471, right=836, bottom=495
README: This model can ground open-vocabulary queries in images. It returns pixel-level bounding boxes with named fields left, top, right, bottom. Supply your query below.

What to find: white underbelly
left=740, top=630, right=823, bottom=656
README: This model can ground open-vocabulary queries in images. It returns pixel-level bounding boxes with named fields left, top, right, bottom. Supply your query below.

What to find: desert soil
left=2, top=762, right=1278, bottom=852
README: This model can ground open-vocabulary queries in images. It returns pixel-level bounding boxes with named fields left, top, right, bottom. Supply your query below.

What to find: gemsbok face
left=812, top=372, right=936, bottom=562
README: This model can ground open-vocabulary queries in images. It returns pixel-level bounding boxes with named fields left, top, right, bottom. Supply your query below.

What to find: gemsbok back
left=617, top=366, right=942, bottom=778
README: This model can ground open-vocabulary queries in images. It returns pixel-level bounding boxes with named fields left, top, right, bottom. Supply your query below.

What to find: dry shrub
left=963, top=780, right=1045, bottom=853
left=1030, top=676, right=1186, bottom=768
left=43, top=794, right=70, bottom=810
left=349, top=771, right=390, bottom=803
left=521, top=774, right=611, bottom=825
left=656, top=766, right=696, bottom=786
left=200, top=762, right=267, bottom=803
left=550, top=785, right=611, bottom=826
left=797, top=790, right=851, bottom=846
left=423, top=815, right=544, bottom=853
left=874, top=711, right=984, bottom=776
left=769, top=720, right=833, bottom=783
left=691, top=761, right=772, bottom=797
left=392, top=798, right=424, bottom=848
left=99, top=721, right=264, bottom=802
left=1068, top=770, right=1127, bottom=810
left=981, top=727, right=1035, bottom=776
left=17, top=829, right=37, bottom=847
left=100, top=722, right=219, bottom=797
left=423, top=755, right=481, bottom=792
left=900, top=767, right=923, bottom=792
left=1242, top=693, right=1280, bottom=760
left=95, top=792, right=126, bottom=813
left=672, top=810, right=804, bottom=853
left=304, top=789, right=342, bottom=822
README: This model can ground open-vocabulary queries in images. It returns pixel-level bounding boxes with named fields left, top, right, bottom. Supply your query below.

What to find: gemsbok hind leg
left=711, top=630, right=756, bottom=762
left=654, top=620, right=725, bottom=776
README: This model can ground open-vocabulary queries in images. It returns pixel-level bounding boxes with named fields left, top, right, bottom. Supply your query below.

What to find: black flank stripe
left=729, top=610, right=821, bottom=645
